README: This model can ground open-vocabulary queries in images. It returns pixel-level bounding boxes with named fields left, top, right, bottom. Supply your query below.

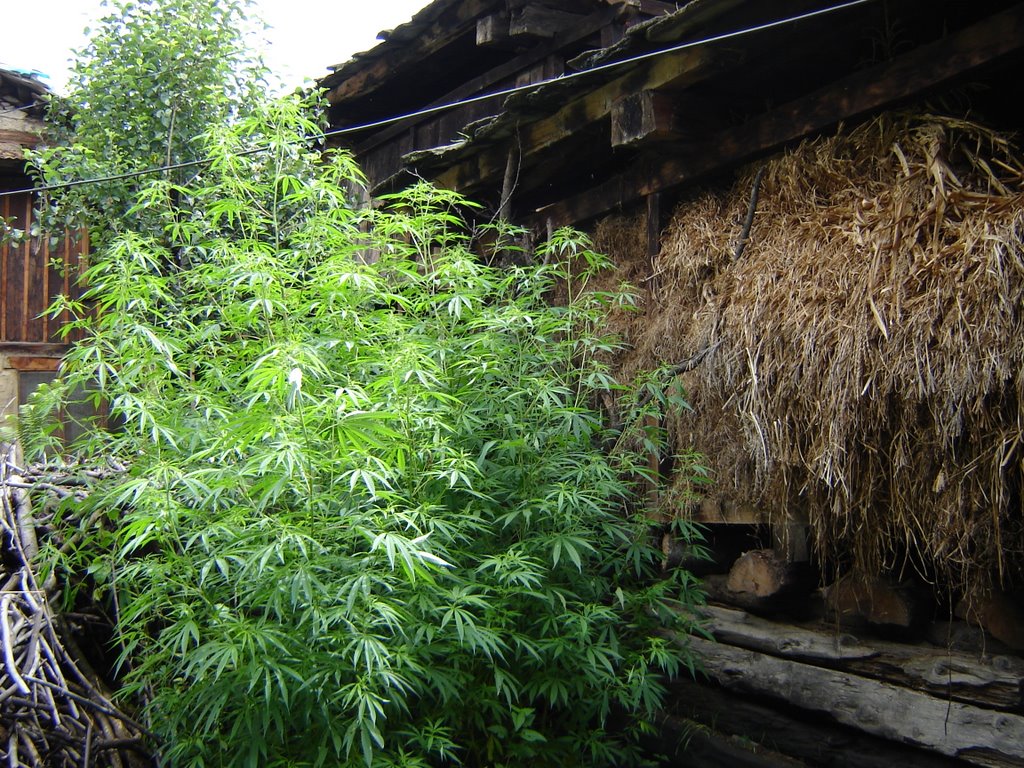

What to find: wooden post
left=645, top=192, right=661, bottom=261
left=772, top=520, right=810, bottom=562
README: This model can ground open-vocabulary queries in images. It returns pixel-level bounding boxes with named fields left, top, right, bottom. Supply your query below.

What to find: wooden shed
left=322, top=1, right=1024, bottom=764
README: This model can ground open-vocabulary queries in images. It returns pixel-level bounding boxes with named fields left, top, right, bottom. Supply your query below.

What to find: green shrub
left=30, top=95, right=704, bottom=767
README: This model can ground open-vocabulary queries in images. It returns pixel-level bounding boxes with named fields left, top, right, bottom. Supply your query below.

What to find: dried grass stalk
left=594, top=112, right=1024, bottom=593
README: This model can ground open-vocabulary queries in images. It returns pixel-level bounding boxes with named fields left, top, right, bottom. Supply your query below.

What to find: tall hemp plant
left=24, top=3, right=707, bottom=766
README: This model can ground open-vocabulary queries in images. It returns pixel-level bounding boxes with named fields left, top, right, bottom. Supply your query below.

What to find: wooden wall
left=0, top=191, right=87, bottom=349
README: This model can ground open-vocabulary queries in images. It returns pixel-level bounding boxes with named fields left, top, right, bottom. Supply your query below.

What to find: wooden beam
left=666, top=678, right=968, bottom=768
left=5, top=356, right=61, bottom=372
left=698, top=604, right=1024, bottom=711
left=509, top=5, right=589, bottom=39
left=611, top=89, right=681, bottom=147
left=532, top=2, right=1024, bottom=226
left=476, top=12, right=512, bottom=47
left=693, top=497, right=767, bottom=524
left=684, top=634, right=1024, bottom=765
left=0, top=343, right=70, bottom=357
left=431, top=43, right=735, bottom=193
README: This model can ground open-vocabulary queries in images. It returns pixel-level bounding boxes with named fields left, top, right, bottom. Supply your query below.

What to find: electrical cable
left=0, top=0, right=877, bottom=200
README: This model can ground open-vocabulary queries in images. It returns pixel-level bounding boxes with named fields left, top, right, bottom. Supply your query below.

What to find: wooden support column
left=645, top=192, right=661, bottom=260
left=772, top=520, right=810, bottom=562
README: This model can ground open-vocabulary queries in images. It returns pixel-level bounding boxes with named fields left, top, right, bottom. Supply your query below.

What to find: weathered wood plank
left=684, top=633, right=1024, bottom=764
left=1, top=193, right=10, bottom=342
left=5, top=195, right=28, bottom=342
left=700, top=603, right=876, bottom=661
left=665, top=677, right=968, bottom=768
left=698, top=604, right=1024, bottom=711
left=6, top=356, right=61, bottom=372
left=0, top=343, right=71, bottom=356
left=532, top=2, right=1024, bottom=226
left=27, top=222, right=46, bottom=343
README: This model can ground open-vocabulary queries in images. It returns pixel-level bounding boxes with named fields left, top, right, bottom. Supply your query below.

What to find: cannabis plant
left=29, top=94, right=704, bottom=767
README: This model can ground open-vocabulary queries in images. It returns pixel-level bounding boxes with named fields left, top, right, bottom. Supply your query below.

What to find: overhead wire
left=0, top=0, right=877, bottom=200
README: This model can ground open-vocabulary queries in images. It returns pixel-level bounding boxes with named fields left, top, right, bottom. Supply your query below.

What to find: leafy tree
left=29, top=0, right=266, bottom=246
left=25, top=3, right=706, bottom=766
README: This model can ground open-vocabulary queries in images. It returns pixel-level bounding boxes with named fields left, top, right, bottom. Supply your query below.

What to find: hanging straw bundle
left=594, top=112, right=1024, bottom=593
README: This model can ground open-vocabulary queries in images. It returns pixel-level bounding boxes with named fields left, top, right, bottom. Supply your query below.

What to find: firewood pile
left=0, top=447, right=152, bottom=767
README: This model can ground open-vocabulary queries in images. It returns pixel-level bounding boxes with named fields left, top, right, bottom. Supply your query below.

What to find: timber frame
left=324, top=0, right=1024, bottom=230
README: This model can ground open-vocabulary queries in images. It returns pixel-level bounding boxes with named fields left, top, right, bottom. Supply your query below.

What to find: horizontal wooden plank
left=0, top=343, right=71, bottom=357
left=666, top=677, right=968, bottom=768
left=683, top=633, right=1024, bottom=765
left=5, top=356, right=62, bottom=372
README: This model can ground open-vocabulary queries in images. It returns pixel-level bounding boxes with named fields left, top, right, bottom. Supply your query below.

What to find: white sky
left=2, top=0, right=430, bottom=94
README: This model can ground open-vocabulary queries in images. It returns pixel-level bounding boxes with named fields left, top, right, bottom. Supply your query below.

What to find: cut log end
left=955, top=590, right=1024, bottom=652
left=825, top=575, right=927, bottom=634
left=727, top=549, right=792, bottom=598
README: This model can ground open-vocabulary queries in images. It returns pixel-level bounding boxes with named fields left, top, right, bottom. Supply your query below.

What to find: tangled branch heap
left=0, top=448, right=151, bottom=767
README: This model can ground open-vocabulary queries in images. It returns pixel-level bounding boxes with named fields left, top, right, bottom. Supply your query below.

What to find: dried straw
left=594, top=112, right=1024, bottom=593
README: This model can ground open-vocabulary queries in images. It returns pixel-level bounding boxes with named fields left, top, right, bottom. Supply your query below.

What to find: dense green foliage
left=23, top=2, right=706, bottom=764
left=29, top=95, right=704, bottom=766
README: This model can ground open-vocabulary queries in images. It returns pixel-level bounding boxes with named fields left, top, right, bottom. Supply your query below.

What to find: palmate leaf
left=28, top=76, right=706, bottom=766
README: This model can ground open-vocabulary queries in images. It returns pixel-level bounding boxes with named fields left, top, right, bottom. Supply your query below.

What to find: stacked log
left=670, top=604, right=1024, bottom=767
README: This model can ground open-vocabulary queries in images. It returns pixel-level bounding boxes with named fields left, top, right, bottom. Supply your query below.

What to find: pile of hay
left=594, top=112, right=1024, bottom=592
